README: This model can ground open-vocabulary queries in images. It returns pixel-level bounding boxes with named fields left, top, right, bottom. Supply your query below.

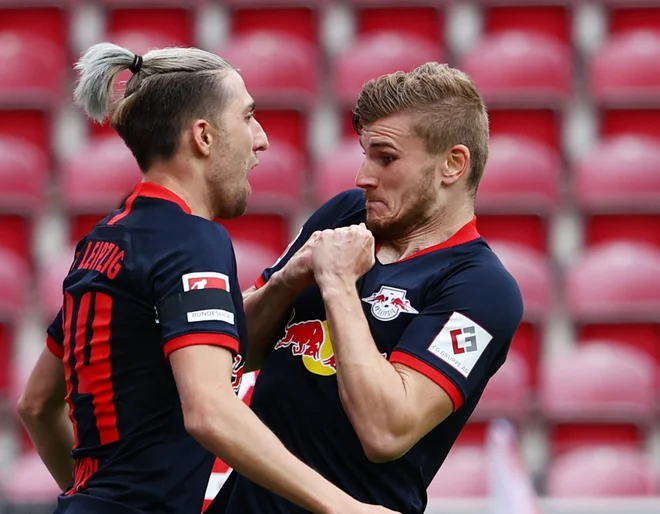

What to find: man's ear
left=441, top=144, right=470, bottom=185
left=191, top=119, right=214, bottom=157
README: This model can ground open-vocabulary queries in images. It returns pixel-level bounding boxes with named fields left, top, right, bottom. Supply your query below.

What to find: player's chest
left=270, top=265, right=430, bottom=376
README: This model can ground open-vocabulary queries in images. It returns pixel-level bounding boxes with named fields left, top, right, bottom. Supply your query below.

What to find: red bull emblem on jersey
left=274, top=311, right=337, bottom=376
left=362, top=285, right=419, bottom=321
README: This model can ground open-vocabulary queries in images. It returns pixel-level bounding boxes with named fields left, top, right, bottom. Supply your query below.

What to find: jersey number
left=63, top=291, right=119, bottom=447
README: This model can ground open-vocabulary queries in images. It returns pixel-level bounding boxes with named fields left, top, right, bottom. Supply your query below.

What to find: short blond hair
left=352, top=62, right=489, bottom=195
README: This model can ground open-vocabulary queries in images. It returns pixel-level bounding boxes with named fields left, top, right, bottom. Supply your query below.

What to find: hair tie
left=129, top=54, right=143, bottom=74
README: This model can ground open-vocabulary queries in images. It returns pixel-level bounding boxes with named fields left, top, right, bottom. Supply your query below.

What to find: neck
left=378, top=200, right=475, bottom=264
left=143, top=162, right=213, bottom=220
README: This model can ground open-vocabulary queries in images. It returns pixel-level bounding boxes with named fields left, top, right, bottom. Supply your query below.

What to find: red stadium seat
left=480, top=2, right=572, bottom=44
left=105, top=7, right=194, bottom=47
left=461, top=31, right=572, bottom=104
left=0, top=5, right=68, bottom=58
left=567, top=241, right=660, bottom=322
left=509, top=321, right=542, bottom=388
left=220, top=32, right=317, bottom=105
left=471, top=351, right=530, bottom=422
left=2, top=450, right=61, bottom=503
left=547, top=447, right=655, bottom=497
left=540, top=343, right=656, bottom=422
left=0, top=109, right=51, bottom=163
left=0, top=30, right=66, bottom=104
left=477, top=135, right=560, bottom=214
left=488, top=108, right=562, bottom=153
left=0, top=247, right=28, bottom=394
left=333, top=31, right=443, bottom=109
left=60, top=136, right=141, bottom=244
left=0, top=135, right=47, bottom=213
left=477, top=214, right=548, bottom=253
left=230, top=5, right=318, bottom=45
left=606, top=5, right=660, bottom=36
left=599, top=108, right=660, bottom=140
left=218, top=215, right=290, bottom=257
left=487, top=241, right=551, bottom=321
left=574, top=136, right=660, bottom=248
left=575, top=136, right=660, bottom=212
left=247, top=138, right=304, bottom=213
left=315, top=139, right=362, bottom=205
left=354, top=5, right=445, bottom=46
left=232, top=240, right=280, bottom=292
left=567, top=242, right=660, bottom=363
left=589, top=31, right=660, bottom=106
left=541, top=343, right=655, bottom=457
left=38, top=248, right=73, bottom=322
left=427, top=446, right=489, bottom=499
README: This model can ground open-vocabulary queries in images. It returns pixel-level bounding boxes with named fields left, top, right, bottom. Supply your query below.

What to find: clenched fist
left=311, top=223, right=375, bottom=287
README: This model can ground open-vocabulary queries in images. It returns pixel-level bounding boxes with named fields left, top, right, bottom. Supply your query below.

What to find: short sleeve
left=152, top=222, right=242, bottom=359
left=389, top=265, right=523, bottom=412
left=256, top=189, right=365, bottom=288
left=46, top=308, right=65, bottom=359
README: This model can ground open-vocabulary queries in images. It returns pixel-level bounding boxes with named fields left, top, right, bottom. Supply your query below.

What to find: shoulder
left=306, top=189, right=366, bottom=231
left=459, top=244, right=523, bottom=328
left=432, top=241, right=524, bottom=334
left=132, top=212, right=234, bottom=268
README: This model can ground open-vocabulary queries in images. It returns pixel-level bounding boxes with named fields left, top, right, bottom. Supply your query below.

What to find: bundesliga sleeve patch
left=158, top=283, right=236, bottom=326
left=426, top=312, right=493, bottom=378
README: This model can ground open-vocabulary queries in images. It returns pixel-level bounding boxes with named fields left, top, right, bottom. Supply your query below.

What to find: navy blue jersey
left=46, top=182, right=247, bottom=514
left=210, top=189, right=523, bottom=514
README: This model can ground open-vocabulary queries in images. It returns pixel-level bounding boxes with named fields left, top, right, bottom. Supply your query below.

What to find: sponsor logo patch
left=427, top=312, right=492, bottom=378
left=182, top=272, right=230, bottom=292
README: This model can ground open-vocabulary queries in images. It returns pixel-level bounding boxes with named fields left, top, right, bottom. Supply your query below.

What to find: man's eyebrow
left=368, top=141, right=400, bottom=151
left=245, top=102, right=256, bottom=114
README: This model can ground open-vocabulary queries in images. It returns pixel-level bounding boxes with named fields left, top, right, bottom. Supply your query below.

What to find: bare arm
left=243, top=233, right=320, bottom=371
left=170, top=343, right=391, bottom=514
left=17, top=347, right=74, bottom=490
left=320, top=281, right=453, bottom=462
left=242, top=273, right=301, bottom=372
left=311, top=225, right=453, bottom=463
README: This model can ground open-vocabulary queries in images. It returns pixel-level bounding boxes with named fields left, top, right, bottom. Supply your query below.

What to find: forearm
left=192, top=393, right=355, bottom=514
left=320, top=281, right=411, bottom=456
left=20, top=405, right=74, bottom=491
left=243, top=272, right=301, bottom=371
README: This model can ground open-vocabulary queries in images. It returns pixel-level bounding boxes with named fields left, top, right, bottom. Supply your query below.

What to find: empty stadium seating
left=427, top=445, right=489, bottom=498
left=547, top=446, right=656, bottom=497
left=60, top=135, right=141, bottom=244
left=3, top=0, right=660, bottom=505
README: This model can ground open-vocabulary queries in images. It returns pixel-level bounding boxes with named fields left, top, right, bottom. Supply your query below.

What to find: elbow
left=182, top=395, right=234, bottom=445
left=360, top=431, right=409, bottom=464
left=17, top=395, right=51, bottom=422
left=182, top=405, right=216, bottom=443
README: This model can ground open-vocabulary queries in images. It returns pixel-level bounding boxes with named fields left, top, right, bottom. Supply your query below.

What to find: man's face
left=355, top=113, right=443, bottom=240
left=208, top=71, right=269, bottom=218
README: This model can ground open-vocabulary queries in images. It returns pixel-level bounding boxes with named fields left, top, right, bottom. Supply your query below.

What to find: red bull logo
left=362, top=285, right=419, bottom=321
left=275, top=311, right=337, bottom=375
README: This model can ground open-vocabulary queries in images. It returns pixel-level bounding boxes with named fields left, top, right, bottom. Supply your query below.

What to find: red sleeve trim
left=389, top=350, right=464, bottom=411
left=164, top=333, right=240, bottom=359
left=46, top=335, right=64, bottom=359
left=254, top=275, right=266, bottom=290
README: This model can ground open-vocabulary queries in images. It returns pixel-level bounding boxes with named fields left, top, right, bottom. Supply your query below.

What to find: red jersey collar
left=132, top=181, right=192, bottom=214
left=377, top=216, right=480, bottom=263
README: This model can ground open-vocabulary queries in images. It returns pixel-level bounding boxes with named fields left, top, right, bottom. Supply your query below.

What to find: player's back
left=49, top=183, right=247, bottom=513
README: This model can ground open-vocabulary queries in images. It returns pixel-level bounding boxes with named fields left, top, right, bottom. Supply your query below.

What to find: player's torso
left=244, top=244, right=488, bottom=513
left=60, top=199, right=244, bottom=512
